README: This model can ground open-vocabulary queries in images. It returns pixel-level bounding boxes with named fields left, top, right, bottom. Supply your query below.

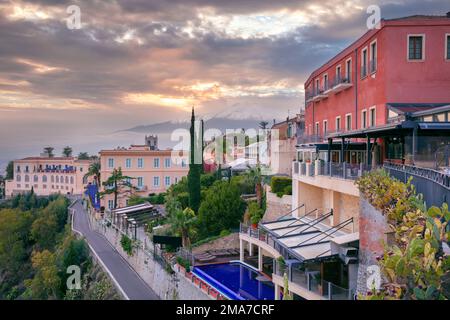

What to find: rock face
left=192, top=233, right=239, bottom=254
left=356, top=196, right=389, bottom=296
left=262, top=186, right=292, bottom=222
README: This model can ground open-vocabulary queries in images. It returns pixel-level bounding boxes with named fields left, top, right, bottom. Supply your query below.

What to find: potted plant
left=250, top=213, right=261, bottom=229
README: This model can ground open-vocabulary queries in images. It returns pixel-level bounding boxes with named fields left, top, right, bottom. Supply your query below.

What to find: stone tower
left=145, top=135, right=158, bottom=150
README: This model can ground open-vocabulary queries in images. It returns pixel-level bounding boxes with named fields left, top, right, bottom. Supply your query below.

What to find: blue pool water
left=192, top=262, right=274, bottom=300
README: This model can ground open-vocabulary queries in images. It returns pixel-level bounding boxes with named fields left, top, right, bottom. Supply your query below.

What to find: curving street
left=71, top=198, right=159, bottom=300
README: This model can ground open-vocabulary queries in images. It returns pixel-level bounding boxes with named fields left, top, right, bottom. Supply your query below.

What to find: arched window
left=51, top=175, right=54, bottom=183
left=60, top=176, right=64, bottom=183
left=70, top=176, right=74, bottom=184
left=25, top=175, right=29, bottom=182
left=56, top=176, right=59, bottom=183
left=43, top=175, right=47, bottom=183
left=17, top=175, right=21, bottom=182
left=34, top=175, right=38, bottom=182
left=65, top=176, right=69, bottom=184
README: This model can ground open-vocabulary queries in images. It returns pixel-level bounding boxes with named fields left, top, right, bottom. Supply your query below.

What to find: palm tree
left=100, top=168, right=136, bottom=209
left=84, top=161, right=101, bottom=185
left=62, top=146, right=73, bottom=157
left=259, top=121, right=269, bottom=130
left=77, top=152, right=89, bottom=160
left=246, top=165, right=263, bottom=208
left=43, top=147, right=54, bottom=158
left=168, top=207, right=197, bottom=248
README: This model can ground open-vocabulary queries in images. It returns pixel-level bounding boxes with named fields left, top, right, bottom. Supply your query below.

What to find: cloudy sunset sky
left=0, top=0, right=448, bottom=169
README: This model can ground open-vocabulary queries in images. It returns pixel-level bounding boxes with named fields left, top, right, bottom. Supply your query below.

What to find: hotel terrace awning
left=260, top=212, right=358, bottom=262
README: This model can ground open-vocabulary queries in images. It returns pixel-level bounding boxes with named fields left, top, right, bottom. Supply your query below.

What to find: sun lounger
left=195, top=254, right=216, bottom=262
left=207, top=249, right=231, bottom=257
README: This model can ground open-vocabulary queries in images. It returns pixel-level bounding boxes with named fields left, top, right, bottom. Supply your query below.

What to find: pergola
left=111, top=202, right=161, bottom=239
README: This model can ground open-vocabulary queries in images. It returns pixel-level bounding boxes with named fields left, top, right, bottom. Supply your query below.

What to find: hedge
left=270, top=176, right=292, bottom=194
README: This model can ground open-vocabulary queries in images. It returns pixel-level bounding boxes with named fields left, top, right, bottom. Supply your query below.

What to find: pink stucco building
left=303, top=14, right=450, bottom=165
left=99, top=143, right=189, bottom=209
left=5, top=157, right=93, bottom=197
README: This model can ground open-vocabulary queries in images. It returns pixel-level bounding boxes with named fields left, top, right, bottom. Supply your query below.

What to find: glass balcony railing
left=273, top=260, right=354, bottom=300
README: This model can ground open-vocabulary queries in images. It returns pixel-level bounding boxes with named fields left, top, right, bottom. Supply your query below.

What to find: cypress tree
left=188, top=107, right=202, bottom=213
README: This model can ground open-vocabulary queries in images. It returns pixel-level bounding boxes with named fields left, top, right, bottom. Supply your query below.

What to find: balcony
left=328, top=77, right=353, bottom=94
left=273, top=259, right=354, bottom=300
left=293, top=160, right=376, bottom=181
left=305, top=88, right=328, bottom=103
left=297, top=134, right=324, bottom=144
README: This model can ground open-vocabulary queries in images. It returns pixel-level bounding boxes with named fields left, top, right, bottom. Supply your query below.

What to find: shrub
left=219, top=229, right=231, bottom=237
left=248, top=201, right=264, bottom=225
left=176, top=256, right=191, bottom=272
left=271, top=176, right=292, bottom=194
left=120, top=235, right=133, bottom=256
left=283, top=185, right=292, bottom=196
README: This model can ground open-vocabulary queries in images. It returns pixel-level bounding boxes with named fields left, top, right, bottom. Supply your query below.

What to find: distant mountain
left=119, top=117, right=264, bottom=134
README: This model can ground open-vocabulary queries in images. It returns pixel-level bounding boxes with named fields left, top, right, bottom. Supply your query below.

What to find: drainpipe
left=354, top=48, right=358, bottom=130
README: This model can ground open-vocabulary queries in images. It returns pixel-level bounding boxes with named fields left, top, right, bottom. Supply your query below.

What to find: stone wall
left=192, top=233, right=239, bottom=254
left=356, top=196, right=389, bottom=295
left=263, top=186, right=292, bottom=222
left=91, top=218, right=212, bottom=300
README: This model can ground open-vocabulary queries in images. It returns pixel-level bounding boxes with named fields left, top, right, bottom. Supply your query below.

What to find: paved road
left=71, top=199, right=159, bottom=300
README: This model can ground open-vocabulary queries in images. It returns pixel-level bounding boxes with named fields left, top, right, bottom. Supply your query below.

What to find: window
left=369, top=107, right=376, bottom=127
left=175, top=177, right=178, bottom=183
left=33, top=175, right=38, bottom=182
left=361, top=47, right=368, bottom=78
left=42, top=175, right=47, bottom=183
left=165, top=176, right=171, bottom=186
left=16, top=175, right=21, bottom=182
left=108, top=200, right=114, bottom=210
left=65, top=176, right=69, bottom=184
left=43, top=185, right=47, bottom=189
left=315, top=79, right=320, bottom=93
left=108, top=158, right=114, bottom=168
left=336, top=116, right=341, bottom=132
left=25, top=166, right=29, bottom=173
left=16, top=165, right=21, bottom=172
left=345, top=114, right=352, bottom=131
left=315, top=122, right=320, bottom=136
left=434, top=113, right=446, bottom=122
left=346, top=59, right=352, bottom=82
left=153, top=176, right=160, bottom=187
left=370, top=40, right=377, bottom=73
left=323, top=74, right=328, bottom=90
left=70, top=176, right=74, bottom=184
left=164, top=158, right=171, bottom=168
left=80, top=167, right=83, bottom=172
left=137, top=177, right=143, bottom=187
left=25, top=175, right=29, bottom=182
left=408, top=35, right=424, bottom=60
left=126, top=158, right=132, bottom=168
left=137, top=158, right=144, bottom=168
left=361, top=110, right=367, bottom=129
left=56, top=176, right=59, bottom=183
left=336, top=65, right=341, bottom=83
left=323, top=120, right=328, bottom=136
left=446, top=34, right=450, bottom=60
left=153, top=158, right=160, bottom=168
left=51, top=175, right=54, bottom=183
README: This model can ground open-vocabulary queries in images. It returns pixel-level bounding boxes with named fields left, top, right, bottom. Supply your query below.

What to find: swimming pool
left=192, top=262, right=274, bottom=300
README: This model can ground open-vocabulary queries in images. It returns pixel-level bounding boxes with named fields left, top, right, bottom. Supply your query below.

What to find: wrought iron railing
left=383, top=161, right=450, bottom=189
